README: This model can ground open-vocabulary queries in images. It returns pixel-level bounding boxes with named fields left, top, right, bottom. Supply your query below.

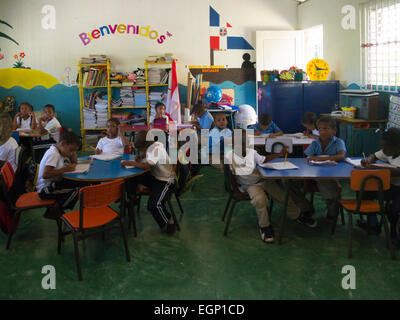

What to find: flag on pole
left=166, top=59, right=181, bottom=124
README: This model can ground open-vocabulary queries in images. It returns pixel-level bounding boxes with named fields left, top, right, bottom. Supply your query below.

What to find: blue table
left=64, top=154, right=146, bottom=182
left=257, top=158, right=356, bottom=180
left=257, top=157, right=358, bottom=244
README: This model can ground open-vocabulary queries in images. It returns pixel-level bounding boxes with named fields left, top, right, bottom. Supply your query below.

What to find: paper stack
left=95, top=96, right=108, bottom=128
left=148, top=68, right=162, bottom=84
left=83, top=107, right=97, bottom=129
left=120, top=87, right=134, bottom=107
left=134, top=88, right=147, bottom=107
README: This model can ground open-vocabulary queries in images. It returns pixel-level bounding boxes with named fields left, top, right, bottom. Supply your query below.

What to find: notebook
left=259, top=161, right=298, bottom=170
left=345, top=158, right=363, bottom=167
left=68, top=163, right=91, bottom=174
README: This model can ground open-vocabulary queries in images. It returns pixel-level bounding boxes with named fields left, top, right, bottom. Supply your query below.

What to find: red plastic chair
left=336, top=169, right=395, bottom=260
left=0, top=162, right=56, bottom=249
left=58, top=178, right=130, bottom=280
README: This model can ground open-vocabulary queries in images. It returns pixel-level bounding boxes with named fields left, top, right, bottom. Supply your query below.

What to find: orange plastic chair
left=58, top=178, right=130, bottom=281
left=0, top=161, right=56, bottom=249
left=337, top=169, right=395, bottom=260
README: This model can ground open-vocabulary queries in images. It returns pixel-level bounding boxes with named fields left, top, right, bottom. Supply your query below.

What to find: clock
left=306, top=58, right=330, bottom=81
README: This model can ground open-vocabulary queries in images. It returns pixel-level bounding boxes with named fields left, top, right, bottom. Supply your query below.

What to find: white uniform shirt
left=96, top=136, right=124, bottom=155
left=36, top=145, right=70, bottom=192
left=0, top=137, right=18, bottom=173
left=225, top=148, right=266, bottom=192
left=44, top=117, right=61, bottom=142
left=146, top=142, right=174, bottom=182
left=375, top=150, right=400, bottom=186
left=17, top=115, right=33, bottom=129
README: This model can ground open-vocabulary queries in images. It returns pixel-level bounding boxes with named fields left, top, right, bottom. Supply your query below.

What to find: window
left=361, top=0, right=400, bottom=90
left=304, top=24, right=323, bottom=63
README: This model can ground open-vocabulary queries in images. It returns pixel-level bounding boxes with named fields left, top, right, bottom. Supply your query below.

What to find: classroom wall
left=0, top=0, right=298, bottom=135
left=297, top=0, right=366, bottom=88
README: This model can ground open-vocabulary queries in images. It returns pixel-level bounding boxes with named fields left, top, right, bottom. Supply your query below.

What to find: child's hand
left=15, top=112, right=21, bottom=118
left=121, top=160, right=131, bottom=166
left=361, top=159, right=369, bottom=167
left=95, top=148, right=102, bottom=154
left=254, top=131, right=262, bottom=136
left=64, top=163, right=77, bottom=172
left=278, top=147, right=288, bottom=157
left=307, top=156, right=326, bottom=162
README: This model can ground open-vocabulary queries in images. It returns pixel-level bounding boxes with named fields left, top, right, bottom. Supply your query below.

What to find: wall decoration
left=13, top=52, right=25, bottom=68
left=61, top=66, right=76, bottom=86
left=209, top=6, right=254, bottom=65
left=0, top=68, right=60, bottom=89
left=190, top=67, right=255, bottom=86
left=78, top=23, right=172, bottom=46
left=0, top=20, right=19, bottom=46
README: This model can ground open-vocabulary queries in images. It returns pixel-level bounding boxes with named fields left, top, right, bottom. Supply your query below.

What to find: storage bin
left=341, top=107, right=357, bottom=119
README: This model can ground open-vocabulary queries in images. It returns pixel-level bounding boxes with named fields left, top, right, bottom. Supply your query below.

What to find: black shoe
left=260, top=225, right=274, bottom=244
left=357, top=219, right=381, bottom=235
left=166, top=223, right=176, bottom=234
left=297, top=212, right=318, bottom=228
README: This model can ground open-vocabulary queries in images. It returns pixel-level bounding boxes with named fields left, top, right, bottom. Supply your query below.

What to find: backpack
left=0, top=162, right=18, bottom=235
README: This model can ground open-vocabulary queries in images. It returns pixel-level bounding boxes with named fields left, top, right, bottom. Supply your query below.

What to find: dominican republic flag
left=166, top=59, right=181, bottom=124
left=209, top=6, right=254, bottom=51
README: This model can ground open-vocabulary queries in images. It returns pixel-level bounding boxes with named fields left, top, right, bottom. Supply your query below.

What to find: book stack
left=133, top=88, right=147, bottom=107
left=83, top=107, right=97, bottom=129
left=81, top=67, right=107, bottom=87
left=128, top=111, right=147, bottom=125
left=111, top=111, right=133, bottom=123
left=120, top=87, right=134, bottom=107
left=135, top=72, right=146, bottom=86
left=111, top=98, right=123, bottom=107
left=148, top=68, right=162, bottom=84
left=95, top=95, right=108, bottom=128
left=149, top=91, right=166, bottom=109
left=110, top=73, right=120, bottom=85
left=80, top=55, right=109, bottom=64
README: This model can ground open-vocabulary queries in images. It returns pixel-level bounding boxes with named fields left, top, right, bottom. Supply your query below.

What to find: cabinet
left=257, top=81, right=339, bottom=133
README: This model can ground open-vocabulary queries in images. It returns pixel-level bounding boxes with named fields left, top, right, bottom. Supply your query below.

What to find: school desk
left=14, top=130, right=49, bottom=163
left=257, top=157, right=356, bottom=244
left=63, top=154, right=146, bottom=182
left=249, top=134, right=315, bottom=146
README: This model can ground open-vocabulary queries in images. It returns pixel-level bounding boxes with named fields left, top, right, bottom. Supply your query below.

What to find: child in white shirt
left=0, top=137, right=18, bottom=173
left=95, top=118, right=130, bottom=155
left=122, top=130, right=176, bottom=233
left=12, top=102, right=37, bottom=131
left=37, top=130, right=81, bottom=218
left=38, top=104, right=62, bottom=142
left=225, top=129, right=316, bottom=243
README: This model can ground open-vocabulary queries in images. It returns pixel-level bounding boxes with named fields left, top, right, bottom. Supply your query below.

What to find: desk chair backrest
left=223, top=164, right=238, bottom=195
left=77, top=178, right=125, bottom=230
left=350, top=169, right=390, bottom=211
left=1, top=162, right=14, bottom=191
left=266, top=138, right=293, bottom=154
left=350, top=169, right=390, bottom=192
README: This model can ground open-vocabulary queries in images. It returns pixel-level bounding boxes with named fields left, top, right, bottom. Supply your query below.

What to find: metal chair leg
left=222, top=195, right=232, bottom=222
left=128, top=202, right=137, bottom=237
left=224, top=201, right=237, bottom=236
left=382, top=213, right=396, bottom=260
left=72, top=231, right=83, bottom=281
left=175, top=192, right=184, bottom=214
left=348, top=212, right=353, bottom=259
left=119, top=218, right=131, bottom=262
left=6, top=211, right=20, bottom=250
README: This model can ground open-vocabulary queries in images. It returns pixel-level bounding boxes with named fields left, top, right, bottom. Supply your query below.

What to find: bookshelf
left=78, top=58, right=111, bottom=150
left=78, top=57, right=173, bottom=150
left=144, top=60, right=172, bottom=123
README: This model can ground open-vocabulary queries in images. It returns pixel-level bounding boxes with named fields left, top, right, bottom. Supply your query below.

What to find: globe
left=235, top=104, right=257, bottom=129
left=205, top=86, right=223, bottom=103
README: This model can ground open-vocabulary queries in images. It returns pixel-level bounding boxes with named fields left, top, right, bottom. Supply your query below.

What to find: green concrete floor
left=0, top=165, right=399, bottom=299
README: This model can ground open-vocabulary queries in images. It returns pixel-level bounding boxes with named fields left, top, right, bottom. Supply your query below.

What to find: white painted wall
left=0, top=0, right=297, bottom=84
left=297, top=0, right=365, bottom=87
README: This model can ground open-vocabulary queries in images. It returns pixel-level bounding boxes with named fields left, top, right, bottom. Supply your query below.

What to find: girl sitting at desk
left=12, top=102, right=37, bottom=131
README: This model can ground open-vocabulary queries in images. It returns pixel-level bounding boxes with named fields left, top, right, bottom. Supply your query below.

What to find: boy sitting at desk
left=190, top=103, right=214, bottom=131
left=95, top=118, right=130, bottom=155
left=37, top=130, right=81, bottom=219
left=304, top=115, right=346, bottom=223
left=225, top=129, right=317, bottom=243
left=38, top=104, right=62, bottom=143
left=248, top=114, right=283, bottom=137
